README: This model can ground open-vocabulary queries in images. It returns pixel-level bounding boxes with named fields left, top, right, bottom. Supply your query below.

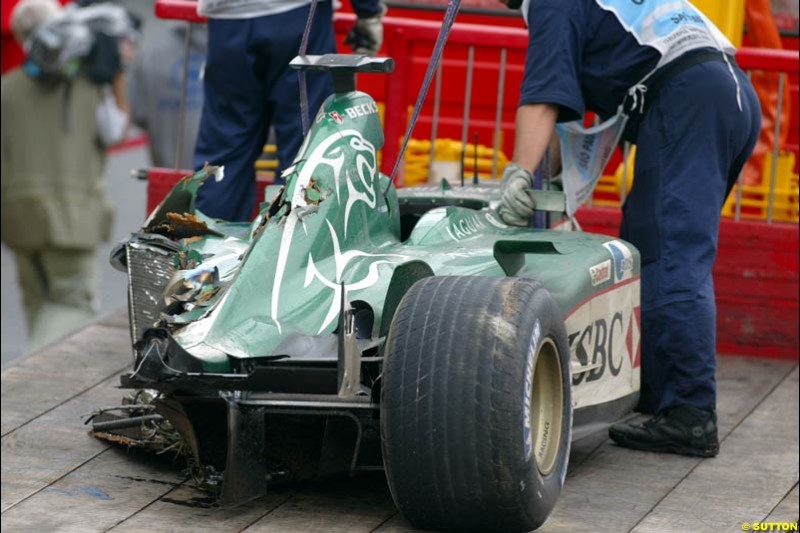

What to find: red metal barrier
left=736, top=47, right=800, bottom=168
left=145, top=168, right=270, bottom=214
left=154, top=0, right=207, bottom=23
left=579, top=208, right=799, bottom=360
left=153, top=4, right=799, bottom=173
left=737, top=47, right=800, bottom=73
left=351, top=13, right=800, bottom=179
left=333, top=14, right=529, bottom=179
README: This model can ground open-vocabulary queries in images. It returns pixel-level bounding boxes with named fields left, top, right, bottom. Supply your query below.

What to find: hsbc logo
left=569, top=313, right=625, bottom=385
left=566, top=279, right=641, bottom=409
left=569, top=304, right=641, bottom=386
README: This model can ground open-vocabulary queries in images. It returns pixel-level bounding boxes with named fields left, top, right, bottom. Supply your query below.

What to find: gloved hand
left=344, top=4, right=387, bottom=57
left=498, top=163, right=536, bottom=226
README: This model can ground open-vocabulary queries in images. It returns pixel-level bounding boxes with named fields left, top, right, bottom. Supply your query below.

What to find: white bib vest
left=519, top=0, right=739, bottom=216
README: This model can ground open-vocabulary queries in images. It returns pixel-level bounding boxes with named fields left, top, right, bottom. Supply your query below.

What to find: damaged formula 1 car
left=100, top=55, right=641, bottom=532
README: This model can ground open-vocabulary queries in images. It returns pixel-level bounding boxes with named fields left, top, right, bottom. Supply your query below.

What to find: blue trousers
left=194, top=3, right=335, bottom=221
left=621, top=60, right=761, bottom=414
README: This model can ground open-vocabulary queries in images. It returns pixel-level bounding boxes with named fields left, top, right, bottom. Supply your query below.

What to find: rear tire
left=381, top=276, right=572, bottom=532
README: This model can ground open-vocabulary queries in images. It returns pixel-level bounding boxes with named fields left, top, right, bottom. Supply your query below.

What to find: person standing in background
left=128, top=21, right=207, bottom=169
left=1, top=0, right=131, bottom=351
left=193, top=0, right=386, bottom=222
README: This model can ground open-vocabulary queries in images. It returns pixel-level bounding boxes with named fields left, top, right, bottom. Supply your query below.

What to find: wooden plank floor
left=2, top=310, right=797, bottom=533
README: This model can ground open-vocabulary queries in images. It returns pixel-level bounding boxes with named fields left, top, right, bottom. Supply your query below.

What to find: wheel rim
left=530, top=338, right=564, bottom=476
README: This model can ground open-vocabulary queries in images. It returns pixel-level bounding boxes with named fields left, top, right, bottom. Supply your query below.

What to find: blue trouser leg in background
left=621, top=61, right=761, bottom=414
left=194, top=3, right=335, bottom=221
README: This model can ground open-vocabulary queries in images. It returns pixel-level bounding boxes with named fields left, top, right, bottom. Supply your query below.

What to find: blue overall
left=194, top=2, right=335, bottom=221
left=521, top=0, right=761, bottom=414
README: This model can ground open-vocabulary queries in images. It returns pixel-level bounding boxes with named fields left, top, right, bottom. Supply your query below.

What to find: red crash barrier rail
left=154, top=0, right=207, bottom=23
left=332, top=13, right=528, bottom=180
left=725, top=47, right=798, bottom=224
left=334, top=14, right=800, bottom=191
left=736, top=47, right=800, bottom=74
left=730, top=46, right=799, bottom=166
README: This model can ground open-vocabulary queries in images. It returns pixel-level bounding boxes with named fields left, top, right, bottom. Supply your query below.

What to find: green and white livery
left=111, top=54, right=641, bottom=532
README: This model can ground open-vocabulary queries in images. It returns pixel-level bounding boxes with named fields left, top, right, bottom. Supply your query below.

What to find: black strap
left=298, top=0, right=321, bottom=136
left=383, top=0, right=462, bottom=198
left=639, top=49, right=731, bottom=115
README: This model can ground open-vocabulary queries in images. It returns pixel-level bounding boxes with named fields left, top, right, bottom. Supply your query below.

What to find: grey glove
left=344, top=4, right=387, bottom=57
left=498, top=163, right=536, bottom=226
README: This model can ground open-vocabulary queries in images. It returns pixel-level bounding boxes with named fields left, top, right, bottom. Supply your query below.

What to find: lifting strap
left=298, top=0, right=321, bottom=136
left=295, top=0, right=462, bottom=191
left=383, top=0, right=462, bottom=198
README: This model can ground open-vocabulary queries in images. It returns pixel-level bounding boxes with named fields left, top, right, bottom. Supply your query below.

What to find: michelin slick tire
left=381, top=276, right=572, bottom=532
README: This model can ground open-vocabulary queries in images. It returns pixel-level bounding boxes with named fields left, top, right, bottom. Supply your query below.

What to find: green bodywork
left=135, top=87, right=640, bottom=376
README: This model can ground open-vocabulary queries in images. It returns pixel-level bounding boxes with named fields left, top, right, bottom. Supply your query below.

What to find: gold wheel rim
left=531, top=338, right=564, bottom=476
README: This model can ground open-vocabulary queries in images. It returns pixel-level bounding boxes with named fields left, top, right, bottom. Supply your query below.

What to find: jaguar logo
left=271, top=128, right=393, bottom=334
left=305, top=220, right=406, bottom=334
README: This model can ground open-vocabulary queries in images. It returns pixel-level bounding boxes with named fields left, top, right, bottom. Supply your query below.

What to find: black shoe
left=609, top=405, right=719, bottom=458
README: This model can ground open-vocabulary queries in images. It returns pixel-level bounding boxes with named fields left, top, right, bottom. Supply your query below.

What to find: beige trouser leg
left=14, top=248, right=98, bottom=352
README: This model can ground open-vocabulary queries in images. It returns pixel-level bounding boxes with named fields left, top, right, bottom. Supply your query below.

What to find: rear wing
left=290, top=54, right=395, bottom=92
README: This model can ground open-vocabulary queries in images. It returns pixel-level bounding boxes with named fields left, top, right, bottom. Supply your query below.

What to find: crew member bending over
left=497, top=0, right=761, bottom=457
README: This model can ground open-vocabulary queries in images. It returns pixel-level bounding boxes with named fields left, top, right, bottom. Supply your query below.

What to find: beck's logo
left=344, top=101, right=379, bottom=119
